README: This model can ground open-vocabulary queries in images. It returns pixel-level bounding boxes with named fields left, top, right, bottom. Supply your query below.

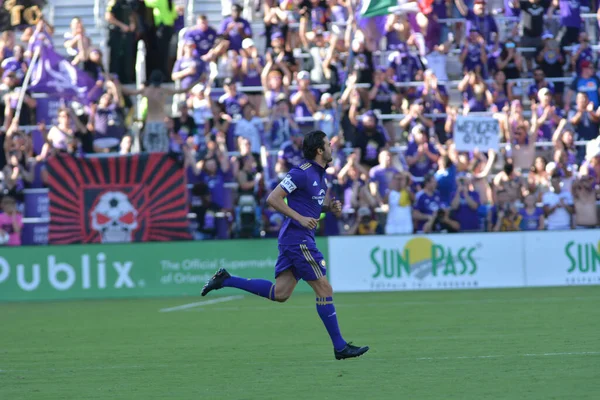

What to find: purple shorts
left=275, top=243, right=326, bottom=281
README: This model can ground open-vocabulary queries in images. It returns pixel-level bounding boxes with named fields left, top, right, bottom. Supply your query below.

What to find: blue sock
left=316, top=297, right=347, bottom=351
left=223, top=276, right=276, bottom=301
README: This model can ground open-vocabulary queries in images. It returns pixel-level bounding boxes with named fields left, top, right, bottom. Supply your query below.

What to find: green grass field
left=1, top=286, right=599, bottom=400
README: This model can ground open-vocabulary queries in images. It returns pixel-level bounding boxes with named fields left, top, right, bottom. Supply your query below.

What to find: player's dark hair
left=302, top=130, right=327, bottom=160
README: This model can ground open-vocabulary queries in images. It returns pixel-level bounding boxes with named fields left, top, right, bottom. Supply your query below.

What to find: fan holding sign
left=453, top=116, right=500, bottom=152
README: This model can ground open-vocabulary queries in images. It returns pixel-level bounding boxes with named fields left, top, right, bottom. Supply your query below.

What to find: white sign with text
left=453, top=117, right=500, bottom=152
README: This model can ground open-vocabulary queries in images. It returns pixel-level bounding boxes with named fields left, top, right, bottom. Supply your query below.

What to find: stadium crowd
left=1, top=0, right=600, bottom=246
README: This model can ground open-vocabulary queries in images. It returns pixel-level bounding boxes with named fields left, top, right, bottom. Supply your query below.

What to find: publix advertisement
left=0, top=239, right=325, bottom=301
left=525, top=230, right=600, bottom=287
left=329, top=233, right=525, bottom=292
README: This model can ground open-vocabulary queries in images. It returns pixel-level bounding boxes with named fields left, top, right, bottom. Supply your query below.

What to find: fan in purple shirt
left=413, top=173, right=447, bottom=232
left=184, top=15, right=217, bottom=57
left=572, top=32, right=594, bottom=75
left=0, top=45, right=27, bottom=83
left=200, top=130, right=369, bottom=360
left=456, top=0, right=498, bottom=43
left=405, top=125, right=440, bottom=180
left=368, top=150, right=399, bottom=198
left=558, top=0, right=582, bottom=47
left=277, top=132, right=305, bottom=173
left=291, top=71, right=320, bottom=132
left=218, top=4, right=252, bottom=52
left=449, top=174, right=481, bottom=232
left=199, top=158, right=228, bottom=209
left=171, top=40, right=205, bottom=90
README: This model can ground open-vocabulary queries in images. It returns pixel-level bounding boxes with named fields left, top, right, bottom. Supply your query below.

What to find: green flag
left=359, top=0, right=397, bottom=18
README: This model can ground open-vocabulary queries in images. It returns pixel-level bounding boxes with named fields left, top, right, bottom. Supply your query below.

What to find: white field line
left=183, top=295, right=600, bottom=312
left=159, top=295, right=244, bottom=313
left=1, top=351, right=599, bottom=372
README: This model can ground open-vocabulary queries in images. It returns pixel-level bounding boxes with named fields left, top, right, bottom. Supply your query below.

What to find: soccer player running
left=201, top=130, right=369, bottom=360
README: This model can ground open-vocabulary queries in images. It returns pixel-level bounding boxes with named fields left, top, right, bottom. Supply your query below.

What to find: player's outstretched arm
left=267, top=186, right=319, bottom=229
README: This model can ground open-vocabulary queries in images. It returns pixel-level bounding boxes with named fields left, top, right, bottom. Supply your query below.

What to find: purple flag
left=29, top=43, right=100, bottom=104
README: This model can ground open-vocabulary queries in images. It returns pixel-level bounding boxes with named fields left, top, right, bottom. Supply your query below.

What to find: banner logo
left=90, top=191, right=139, bottom=243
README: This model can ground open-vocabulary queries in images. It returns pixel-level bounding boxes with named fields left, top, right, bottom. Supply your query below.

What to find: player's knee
left=312, top=278, right=333, bottom=298
left=274, top=287, right=293, bottom=302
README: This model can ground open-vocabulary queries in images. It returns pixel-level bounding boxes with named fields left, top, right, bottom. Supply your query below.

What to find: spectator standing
left=555, top=0, right=581, bottom=47
left=569, top=92, right=600, bottom=142
left=450, top=173, right=481, bottom=232
left=171, top=40, right=204, bottom=90
left=565, top=61, right=600, bottom=111
left=106, top=0, right=136, bottom=84
left=414, top=173, right=459, bottom=233
left=571, top=175, right=598, bottom=229
left=542, top=171, right=574, bottom=230
left=2, top=71, right=36, bottom=129
left=218, top=77, right=248, bottom=148
left=368, top=150, right=399, bottom=200
left=352, top=110, right=389, bottom=169
left=1, top=45, right=27, bottom=84
left=535, top=32, right=565, bottom=103
left=218, top=4, right=252, bottom=53
left=90, top=83, right=128, bottom=153
left=570, top=31, right=594, bottom=75
left=290, top=71, right=319, bottom=134
left=234, top=104, right=264, bottom=155
left=64, top=17, right=91, bottom=66
left=144, top=0, right=177, bottom=79
left=369, top=67, right=399, bottom=140
left=455, top=0, right=499, bottom=44
left=0, top=196, right=22, bottom=246
left=514, top=0, right=554, bottom=73
left=266, top=95, right=299, bottom=149
left=405, top=124, right=440, bottom=183
left=531, top=88, right=561, bottom=141
left=384, top=172, right=414, bottom=235
left=527, top=67, right=555, bottom=102
left=237, top=38, right=264, bottom=113
left=183, top=15, right=217, bottom=58
left=519, top=193, right=545, bottom=230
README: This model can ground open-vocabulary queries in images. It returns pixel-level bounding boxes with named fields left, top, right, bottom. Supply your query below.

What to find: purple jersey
left=559, top=0, right=581, bottom=28
left=388, top=51, right=421, bottom=82
left=218, top=17, right=252, bottom=52
left=278, top=141, right=303, bottom=170
left=405, top=141, right=439, bottom=178
left=465, top=10, right=498, bottom=43
left=504, top=0, right=521, bottom=17
left=417, top=84, right=448, bottom=113
left=462, top=42, right=484, bottom=72
left=414, top=190, right=445, bottom=231
left=278, top=160, right=327, bottom=245
left=369, top=165, right=399, bottom=197
left=172, top=56, right=204, bottom=89
left=519, top=207, right=544, bottom=230
left=291, top=89, right=320, bottom=124
left=219, top=93, right=244, bottom=118
left=183, top=27, right=217, bottom=56
left=239, top=56, right=263, bottom=87
left=201, top=171, right=227, bottom=208
left=451, top=190, right=481, bottom=231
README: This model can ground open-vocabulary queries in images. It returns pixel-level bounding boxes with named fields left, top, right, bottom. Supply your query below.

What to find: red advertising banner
left=47, top=153, right=191, bottom=244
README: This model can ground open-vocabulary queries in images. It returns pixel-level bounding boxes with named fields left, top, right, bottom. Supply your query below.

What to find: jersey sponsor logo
left=312, top=189, right=326, bottom=205
left=280, top=175, right=297, bottom=193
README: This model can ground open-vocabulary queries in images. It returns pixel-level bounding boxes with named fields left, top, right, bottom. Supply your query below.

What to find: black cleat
left=334, top=342, right=370, bottom=360
left=201, top=268, right=231, bottom=296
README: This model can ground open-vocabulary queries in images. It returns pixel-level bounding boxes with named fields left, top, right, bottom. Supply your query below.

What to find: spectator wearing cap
left=218, top=4, right=252, bottom=53
left=235, top=103, right=264, bottom=155
left=459, top=28, right=487, bottom=77
left=266, top=94, right=299, bottom=149
left=554, top=0, right=582, bottom=48
left=106, top=0, right=136, bottom=84
left=531, top=87, right=560, bottom=141
left=172, top=39, right=205, bottom=90
left=570, top=31, right=594, bottom=75
left=183, top=15, right=217, bottom=58
left=535, top=32, right=565, bottom=102
left=290, top=71, right=320, bottom=134
left=144, top=0, right=178, bottom=78
left=543, top=170, right=574, bottom=230
left=265, top=31, right=297, bottom=74
left=351, top=110, right=389, bottom=169
left=313, top=92, right=339, bottom=138
left=369, top=67, right=399, bottom=140
left=405, top=124, right=440, bottom=183
left=512, top=0, right=554, bottom=73
left=449, top=173, right=481, bottom=232
left=275, top=130, right=304, bottom=174
left=569, top=92, right=600, bottom=142
left=237, top=38, right=264, bottom=113
left=0, top=45, right=26, bottom=85
left=565, top=60, right=600, bottom=112
left=188, top=83, right=213, bottom=139
left=455, top=0, right=498, bottom=44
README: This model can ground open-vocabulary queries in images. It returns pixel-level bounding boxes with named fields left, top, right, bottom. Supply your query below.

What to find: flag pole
left=14, top=45, right=42, bottom=125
